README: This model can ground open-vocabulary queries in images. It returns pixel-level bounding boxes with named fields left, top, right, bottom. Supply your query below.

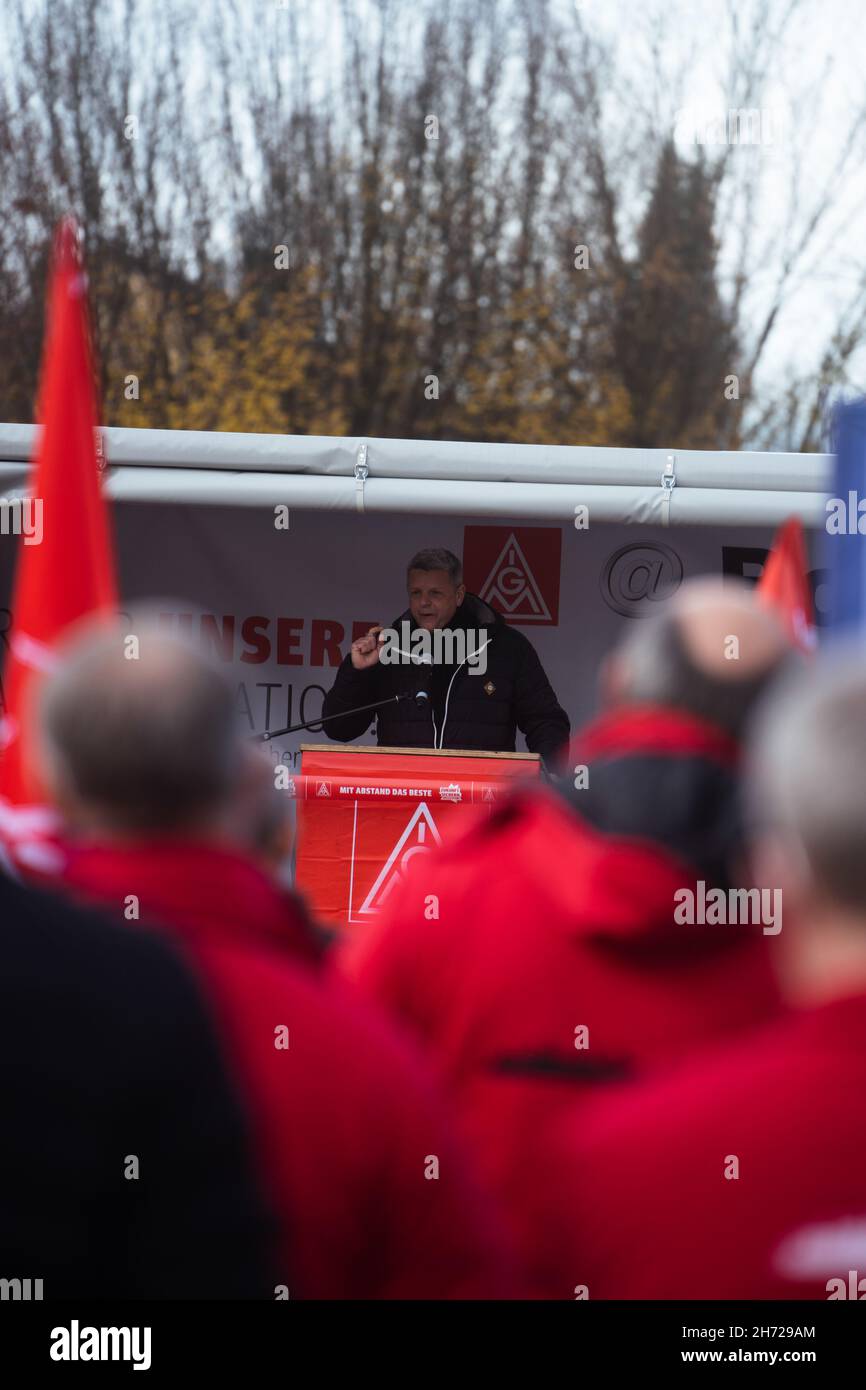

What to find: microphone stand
left=250, top=680, right=556, bottom=780
left=251, top=690, right=413, bottom=743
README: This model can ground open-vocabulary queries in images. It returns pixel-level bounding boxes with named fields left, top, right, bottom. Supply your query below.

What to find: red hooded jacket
left=60, top=838, right=518, bottom=1299
left=338, top=706, right=783, bottom=1254
left=529, top=991, right=866, bottom=1299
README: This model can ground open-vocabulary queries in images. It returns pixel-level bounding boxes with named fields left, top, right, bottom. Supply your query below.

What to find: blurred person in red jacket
left=338, top=579, right=796, bottom=1258
left=37, top=613, right=518, bottom=1300
left=38, top=623, right=327, bottom=970
left=528, top=648, right=866, bottom=1298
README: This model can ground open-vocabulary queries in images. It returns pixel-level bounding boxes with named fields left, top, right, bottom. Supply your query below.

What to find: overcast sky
left=575, top=0, right=866, bottom=438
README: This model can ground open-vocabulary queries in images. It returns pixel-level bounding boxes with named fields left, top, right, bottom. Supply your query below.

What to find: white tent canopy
left=0, top=424, right=832, bottom=526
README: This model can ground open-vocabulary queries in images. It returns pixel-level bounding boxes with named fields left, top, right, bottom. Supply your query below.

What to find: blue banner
left=824, top=399, right=866, bottom=635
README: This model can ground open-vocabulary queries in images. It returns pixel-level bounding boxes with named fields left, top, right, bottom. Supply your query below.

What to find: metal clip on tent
left=660, top=454, right=676, bottom=526
left=354, top=442, right=369, bottom=513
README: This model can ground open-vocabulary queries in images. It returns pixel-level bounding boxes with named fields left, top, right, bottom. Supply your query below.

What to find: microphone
left=378, top=633, right=433, bottom=708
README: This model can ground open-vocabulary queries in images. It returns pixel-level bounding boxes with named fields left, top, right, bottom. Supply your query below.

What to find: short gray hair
left=407, top=548, right=463, bottom=587
left=748, top=650, right=866, bottom=912
left=614, top=607, right=791, bottom=739
left=40, top=615, right=243, bottom=833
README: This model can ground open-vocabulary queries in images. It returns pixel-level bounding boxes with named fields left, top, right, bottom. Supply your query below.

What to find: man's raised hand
left=351, top=625, right=384, bottom=671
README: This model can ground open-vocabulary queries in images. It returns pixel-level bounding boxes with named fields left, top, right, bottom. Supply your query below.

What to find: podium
left=293, top=744, right=541, bottom=930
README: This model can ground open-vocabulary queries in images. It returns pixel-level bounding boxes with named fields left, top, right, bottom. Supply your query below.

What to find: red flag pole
left=0, top=218, right=118, bottom=872
left=756, top=516, right=816, bottom=654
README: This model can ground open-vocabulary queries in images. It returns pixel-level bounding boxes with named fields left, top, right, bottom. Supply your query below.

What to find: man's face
left=407, top=568, right=465, bottom=630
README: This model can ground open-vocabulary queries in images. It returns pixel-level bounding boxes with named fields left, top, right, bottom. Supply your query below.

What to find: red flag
left=756, top=516, right=816, bottom=653
left=0, top=218, right=117, bottom=872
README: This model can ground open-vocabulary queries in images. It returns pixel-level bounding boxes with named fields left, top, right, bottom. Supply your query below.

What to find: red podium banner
left=294, top=744, right=540, bottom=930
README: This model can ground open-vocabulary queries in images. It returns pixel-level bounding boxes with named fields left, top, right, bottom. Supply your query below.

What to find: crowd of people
left=4, top=575, right=864, bottom=1300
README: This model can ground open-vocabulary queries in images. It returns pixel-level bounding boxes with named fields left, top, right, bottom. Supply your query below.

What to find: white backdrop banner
left=0, top=504, right=826, bottom=770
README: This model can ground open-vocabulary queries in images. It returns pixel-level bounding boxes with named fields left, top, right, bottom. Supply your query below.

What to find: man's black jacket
left=0, top=872, right=276, bottom=1298
left=320, top=592, right=570, bottom=768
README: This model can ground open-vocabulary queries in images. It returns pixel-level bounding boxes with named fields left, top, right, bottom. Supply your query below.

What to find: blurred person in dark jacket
left=322, top=547, right=570, bottom=769
left=36, top=614, right=520, bottom=1300
left=338, top=579, right=797, bottom=1269
left=0, top=870, right=275, bottom=1298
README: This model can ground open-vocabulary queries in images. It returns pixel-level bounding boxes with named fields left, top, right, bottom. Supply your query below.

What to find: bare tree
left=1, top=0, right=864, bottom=453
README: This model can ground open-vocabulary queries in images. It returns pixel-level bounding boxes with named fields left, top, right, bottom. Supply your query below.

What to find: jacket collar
left=60, top=837, right=324, bottom=967
left=571, top=703, right=740, bottom=767
left=556, top=703, right=744, bottom=893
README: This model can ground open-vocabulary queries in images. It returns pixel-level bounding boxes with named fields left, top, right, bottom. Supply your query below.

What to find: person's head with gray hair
left=407, top=548, right=463, bottom=587
left=39, top=613, right=244, bottom=838
left=603, top=577, right=795, bottom=739
left=746, top=649, right=866, bottom=1005
left=406, top=547, right=466, bottom=631
left=750, top=650, right=866, bottom=914
left=226, top=744, right=294, bottom=872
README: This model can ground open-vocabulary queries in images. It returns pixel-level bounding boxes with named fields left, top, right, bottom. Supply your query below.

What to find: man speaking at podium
left=321, top=548, right=570, bottom=770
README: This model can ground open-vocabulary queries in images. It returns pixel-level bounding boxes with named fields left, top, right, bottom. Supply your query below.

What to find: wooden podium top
left=299, top=743, right=540, bottom=762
